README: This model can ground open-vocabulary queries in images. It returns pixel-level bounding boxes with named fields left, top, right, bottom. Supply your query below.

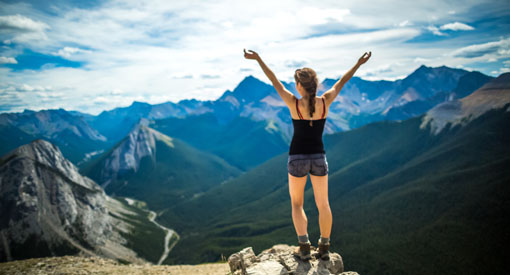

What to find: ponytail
left=308, top=90, right=316, bottom=127
left=294, top=67, right=319, bottom=126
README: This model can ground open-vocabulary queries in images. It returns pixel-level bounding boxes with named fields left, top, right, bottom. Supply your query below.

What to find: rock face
left=93, top=118, right=174, bottom=187
left=0, top=139, right=144, bottom=263
left=228, top=244, right=359, bottom=275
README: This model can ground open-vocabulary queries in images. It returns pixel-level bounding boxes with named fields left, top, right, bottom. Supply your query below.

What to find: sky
left=0, top=0, right=509, bottom=115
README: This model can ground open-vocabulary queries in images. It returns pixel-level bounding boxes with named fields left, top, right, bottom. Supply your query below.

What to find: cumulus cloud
left=439, top=22, right=474, bottom=31
left=0, top=56, right=17, bottom=64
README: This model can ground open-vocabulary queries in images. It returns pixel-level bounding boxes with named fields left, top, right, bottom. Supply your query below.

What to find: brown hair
left=294, top=67, right=318, bottom=126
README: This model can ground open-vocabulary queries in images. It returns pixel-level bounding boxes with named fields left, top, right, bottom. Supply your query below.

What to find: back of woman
left=244, top=48, right=371, bottom=262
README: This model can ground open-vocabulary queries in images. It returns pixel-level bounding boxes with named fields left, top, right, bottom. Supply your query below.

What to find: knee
left=291, top=199, right=304, bottom=209
left=316, top=201, right=331, bottom=212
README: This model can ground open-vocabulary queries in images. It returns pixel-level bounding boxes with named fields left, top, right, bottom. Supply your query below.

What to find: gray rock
left=228, top=244, right=358, bottom=275
left=0, top=139, right=144, bottom=264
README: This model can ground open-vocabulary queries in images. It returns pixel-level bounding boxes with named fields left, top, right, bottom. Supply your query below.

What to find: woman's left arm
left=244, top=49, right=295, bottom=106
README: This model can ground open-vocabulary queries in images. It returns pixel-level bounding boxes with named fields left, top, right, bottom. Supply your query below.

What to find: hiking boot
left=293, top=241, right=312, bottom=261
left=316, top=239, right=330, bottom=261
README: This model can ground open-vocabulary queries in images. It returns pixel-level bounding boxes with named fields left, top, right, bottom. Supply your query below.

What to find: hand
left=244, top=48, right=260, bottom=60
left=357, top=51, right=371, bottom=65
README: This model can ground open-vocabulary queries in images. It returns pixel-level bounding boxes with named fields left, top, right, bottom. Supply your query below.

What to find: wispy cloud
left=0, top=0, right=509, bottom=114
left=450, top=37, right=510, bottom=58
left=427, top=25, right=447, bottom=36
left=440, top=22, right=474, bottom=31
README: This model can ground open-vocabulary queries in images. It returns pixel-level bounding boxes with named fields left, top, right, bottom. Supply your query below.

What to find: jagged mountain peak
left=126, top=119, right=174, bottom=147
left=92, top=122, right=175, bottom=186
left=2, top=138, right=100, bottom=191
left=230, top=75, right=273, bottom=103
left=407, top=64, right=467, bottom=79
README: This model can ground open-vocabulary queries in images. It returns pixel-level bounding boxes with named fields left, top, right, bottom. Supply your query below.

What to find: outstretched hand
left=244, top=48, right=260, bottom=60
left=357, top=51, right=371, bottom=65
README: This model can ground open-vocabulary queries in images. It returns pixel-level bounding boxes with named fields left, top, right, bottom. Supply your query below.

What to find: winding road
left=148, top=210, right=178, bottom=265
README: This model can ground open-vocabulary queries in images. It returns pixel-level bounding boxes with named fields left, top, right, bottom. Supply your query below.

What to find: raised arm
left=244, top=48, right=295, bottom=106
left=323, top=51, right=371, bottom=106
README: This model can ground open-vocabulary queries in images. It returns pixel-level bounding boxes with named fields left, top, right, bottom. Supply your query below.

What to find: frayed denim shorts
left=287, top=153, right=329, bottom=177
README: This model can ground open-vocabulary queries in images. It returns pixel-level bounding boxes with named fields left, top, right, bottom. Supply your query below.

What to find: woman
left=244, top=48, right=371, bottom=261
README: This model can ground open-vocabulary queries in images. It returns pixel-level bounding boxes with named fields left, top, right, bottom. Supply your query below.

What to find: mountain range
left=151, top=73, right=509, bottom=274
left=0, top=68, right=508, bottom=274
left=0, top=65, right=493, bottom=170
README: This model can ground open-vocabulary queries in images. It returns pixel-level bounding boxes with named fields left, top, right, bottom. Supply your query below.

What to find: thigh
left=289, top=173, right=307, bottom=205
left=310, top=173, right=329, bottom=207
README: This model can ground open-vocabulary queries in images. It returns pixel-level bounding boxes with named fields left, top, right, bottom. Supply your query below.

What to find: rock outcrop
left=228, top=244, right=359, bottom=275
left=0, top=139, right=145, bottom=263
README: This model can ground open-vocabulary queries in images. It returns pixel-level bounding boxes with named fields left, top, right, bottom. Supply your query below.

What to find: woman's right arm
left=323, top=51, right=371, bottom=106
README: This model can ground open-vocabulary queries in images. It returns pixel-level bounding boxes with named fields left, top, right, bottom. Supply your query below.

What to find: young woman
left=244, top=48, right=371, bottom=261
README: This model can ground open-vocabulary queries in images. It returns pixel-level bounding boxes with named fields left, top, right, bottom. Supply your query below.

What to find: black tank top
left=289, top=97, right=326, bottom=155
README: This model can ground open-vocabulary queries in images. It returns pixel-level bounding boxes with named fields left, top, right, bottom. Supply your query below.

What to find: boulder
left=228, top=244, right=358, bottom=275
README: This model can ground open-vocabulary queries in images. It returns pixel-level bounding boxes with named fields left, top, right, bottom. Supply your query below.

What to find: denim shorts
left=287, top=153, right=329, bottom=177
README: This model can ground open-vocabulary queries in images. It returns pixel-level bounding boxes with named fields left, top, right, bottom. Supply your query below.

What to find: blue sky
left=0, top=0, right=509, bottom=115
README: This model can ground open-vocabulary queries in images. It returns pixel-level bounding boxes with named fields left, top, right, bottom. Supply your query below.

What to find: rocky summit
left=228, top=244, right=359, bottom=275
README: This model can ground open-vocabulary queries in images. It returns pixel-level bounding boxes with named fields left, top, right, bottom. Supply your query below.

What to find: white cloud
left=439, top=22, right=474, bottom=31
left=0, top=14, right=49, bottom=43
left=398, top=20, right=412, bottom=27
left=0, top=0, right=508, bottom=114
left=54, top=47, right=92, bottom=58
left=0, top=56, right=17, bottom=64
left=0, top=14, right=49, bottom=32
left=427, top=25, right=446, bottom=36
left=413, top=57, right=430, bottom=63
left=450, top=37, right=510, bottom=58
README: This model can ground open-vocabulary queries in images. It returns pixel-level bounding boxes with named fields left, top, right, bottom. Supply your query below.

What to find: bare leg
left=310, top=173, right=332, bottom=238
left=288, top=173, right=308, bottom=236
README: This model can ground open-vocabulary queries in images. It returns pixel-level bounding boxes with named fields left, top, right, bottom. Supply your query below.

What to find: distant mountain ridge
left=0, top=65, right=496, bottom=169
